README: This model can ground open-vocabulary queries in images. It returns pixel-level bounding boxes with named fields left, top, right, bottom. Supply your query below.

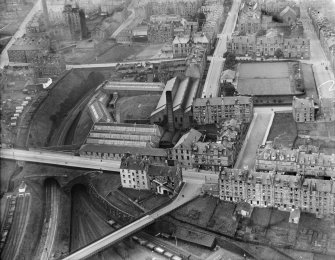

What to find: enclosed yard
left=267, top=112, right=297, bottom=148
left=237, top=62, right=294, bottom=96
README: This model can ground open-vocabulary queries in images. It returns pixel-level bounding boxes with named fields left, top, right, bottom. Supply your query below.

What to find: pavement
left=110, top=0, right=136, bottom=39
left=62, top=182, right=202, bottom=260
left=0, top=0, right=42, bottom=69
left=235, top=112, right=273, bottom=170
left=202, top=0, right=241, bottom=98
left=300, top=7, right=335, bottom=91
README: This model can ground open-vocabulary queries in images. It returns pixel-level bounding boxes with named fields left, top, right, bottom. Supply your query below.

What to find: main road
left=62, top=182, right=201, bottom=260
left=202, top=0, right=241, bottom=98
left=300, top=6, right=335, bottom=92
left=0, top=0, right=42, bottom=68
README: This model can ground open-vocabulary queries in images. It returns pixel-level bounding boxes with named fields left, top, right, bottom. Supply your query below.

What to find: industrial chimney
left=166, top=90, right=175, bottom=133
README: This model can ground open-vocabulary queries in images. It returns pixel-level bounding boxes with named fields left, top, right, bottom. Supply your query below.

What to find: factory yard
left=237, top=62, right=296, bottom=96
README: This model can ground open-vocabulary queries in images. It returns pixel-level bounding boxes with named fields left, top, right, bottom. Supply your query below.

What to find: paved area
left=300, top=6, right=335, bottom=90
left=235, top=113, right=273, bottom=170
left=202, top=0, right=241, bottom=98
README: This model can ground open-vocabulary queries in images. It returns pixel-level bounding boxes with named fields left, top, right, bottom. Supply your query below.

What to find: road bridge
left=62, top=182, right=201, bottom=260
left=1, top=148, right=120, bottom=172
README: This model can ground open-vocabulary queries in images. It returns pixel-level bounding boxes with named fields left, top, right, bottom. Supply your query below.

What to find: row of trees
left=223, top=49, right=284, bottom=61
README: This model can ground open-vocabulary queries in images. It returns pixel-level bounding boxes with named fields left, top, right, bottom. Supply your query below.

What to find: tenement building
left=227, top=29, right=310, bottom=59
left=169, top=119, right=247, bottom=170
left=63, top=3, right=88, bottom=41
left=219, top=168, right=335, bottom=217
left=32, top=53, right=66, bottom=78
left=255, top=142, right=335, bottom=177
left=192, top=96, right=254, bottom=125
left=292, top=96, right=316, bottom=122
left=147, top=22, right=174, bottom=43
left=7, top=36, right=50, bottom=63
left=120, top=155, right=183, bottom=195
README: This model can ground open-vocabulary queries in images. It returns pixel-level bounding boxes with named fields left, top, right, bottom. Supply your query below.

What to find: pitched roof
left=79, top=144, right=167, bottom=157
left=174, top=128, right=202, bottom=149
left=279, top=6, right=297, bottom=17
left=147, top=164, right=179, bottom=177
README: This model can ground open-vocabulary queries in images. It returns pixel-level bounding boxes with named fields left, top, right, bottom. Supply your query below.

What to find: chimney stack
left=166, top=90, right=175, bottom=133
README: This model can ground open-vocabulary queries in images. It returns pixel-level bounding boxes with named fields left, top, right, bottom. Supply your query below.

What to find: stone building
left=279, top=6, right=297, bottom=25
left=172, top=32, right=210, bottom=58
left=147, top=22, right=174, bottom=43
left=7, top=36, right=50, bottom=63
left=168, top=128, right=202, bottom=168
left=63, top=3, right=88, bottom=41
left=120, top=155, right=183, bottom=194
left=292, top=96, right=316, bottom=122
left=219, top=168, right=335, bottom=217
left=227, top=29, right=310, bottom=59
left=255, top=143, right=335, bottom=178
left=192, top=96, right=254, bottom=125
left=32, top=53, right=66, bottom=78
left=169, top=119, right=246, bottom=170
left=145, top=0, right=201, bottom=19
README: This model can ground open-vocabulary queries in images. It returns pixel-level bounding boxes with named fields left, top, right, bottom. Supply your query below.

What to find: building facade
left=120, top=155, right=183, bottom=194
left=147, top=22, right=174, bottom=43
left=255, top=143, right=335, bottom=177
left=32, top=53, right=66, bottom=78
left=7, top=36, right=50, bottom=63
left=292, top=96, right=316, bottom=122
left=219, top=168, right=335, bottom=217
left=227, top=30, right=310, bottom=59
left=63, top=4, right=88, bottom=41
left=192, top=96, right=254, bottom=125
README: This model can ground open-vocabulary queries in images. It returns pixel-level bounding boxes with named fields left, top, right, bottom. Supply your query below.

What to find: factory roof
left=102, top=81, right=164, bottom=92
left=80, top=144, right=167, bottom=157
left=151, top=76, right=200, bottom=117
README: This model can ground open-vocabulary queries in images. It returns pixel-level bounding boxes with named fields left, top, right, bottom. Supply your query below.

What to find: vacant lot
left=267, top=112, right=297, bottom=148
left=237, top=62, right=293, bottom=96
left=207, top=201, right=238, bottom=236
left=172, top=196, right=218, bottom=227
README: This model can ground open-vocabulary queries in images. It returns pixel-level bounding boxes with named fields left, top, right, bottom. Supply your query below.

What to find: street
left=0, top=0, right=42, bottom=68
left=300, top=6, right=335, bottom=90
left=235, top=113, right=273, bottom=170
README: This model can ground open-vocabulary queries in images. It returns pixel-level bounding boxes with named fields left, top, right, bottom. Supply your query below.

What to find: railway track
left=1, top=194, right=30, bottom=260
left=40, top=182, right=60, bottom=260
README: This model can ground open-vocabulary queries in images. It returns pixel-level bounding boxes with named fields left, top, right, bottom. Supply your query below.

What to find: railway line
left=37, top=180, right=61, bottom=260
left=1, top=194, right=30, bottom=260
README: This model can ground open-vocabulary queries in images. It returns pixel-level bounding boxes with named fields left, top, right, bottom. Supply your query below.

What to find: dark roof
left=147, top=164, right=178, bottom=177
left=79, top=144, right=167, bottom=157
left=175, top=226, right=216, bottom=248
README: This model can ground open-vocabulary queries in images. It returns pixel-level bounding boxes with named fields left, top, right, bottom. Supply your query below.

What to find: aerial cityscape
left=0, top=0, right=335, bottom=259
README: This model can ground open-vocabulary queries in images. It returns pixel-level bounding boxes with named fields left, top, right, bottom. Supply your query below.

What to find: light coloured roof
left=174, top=128, right=202, bottom=149
left=280, top=6, right=297, bottom=18
left=221, top=69, right=236, bottom=80
left=292, top=97, right=315, bottom=108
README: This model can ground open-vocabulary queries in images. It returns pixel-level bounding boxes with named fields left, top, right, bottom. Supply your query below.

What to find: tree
left=274, top=48, right=284, bottom=60
left=222, top=82, right=236, bottom=96
left=224, top=52, right=237, bottom=69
